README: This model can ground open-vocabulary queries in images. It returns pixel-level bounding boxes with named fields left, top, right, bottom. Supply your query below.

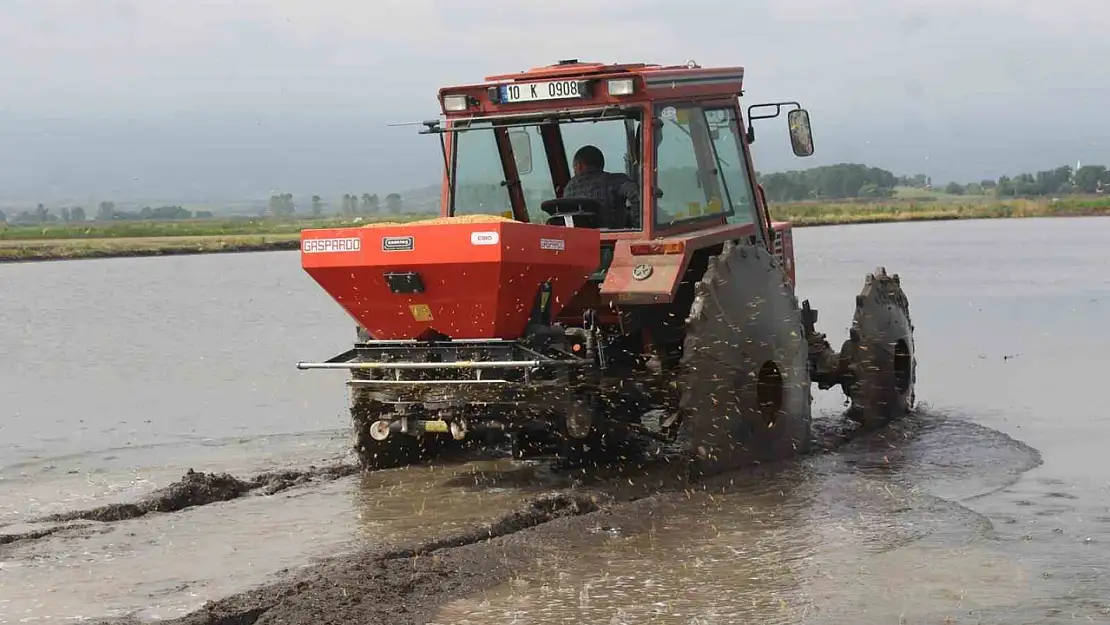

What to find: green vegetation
left=3, top=194, right=1105, bottom=264
left=0, top=213, right=435, bottom=262
left=769, top=195, right=1110, bottom=227
left=755, top=162, right=1110, bottom=202
left=0, top=214, right=423, bottom=242
left=0, top=214, right=434, bottom=262
left=0, top=216, right=306, bottom=241
left=0, top=234, right=303, bottom=262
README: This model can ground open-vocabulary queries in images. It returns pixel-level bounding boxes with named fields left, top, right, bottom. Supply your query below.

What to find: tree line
left=4, top=161, right=1108, bottom=226
left=0, top=192, right=410, bottom=225
left=754, top=163, right=1110, bottom=202
left=0, top=201, right=214, bottom=226
left=265, top=192, right=406, bottom=216
left=937, top=164, right=1110, bottom=197
left=755, top=164, right=902, bottom=202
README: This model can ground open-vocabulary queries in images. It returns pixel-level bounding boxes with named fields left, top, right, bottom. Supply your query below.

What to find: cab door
left=732, top=103, right=774, bottom=250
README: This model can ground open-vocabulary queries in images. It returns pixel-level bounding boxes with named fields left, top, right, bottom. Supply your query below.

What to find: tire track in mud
left=0, top=463, right=361, bottom=549
left=0, top=411, right=922, bottom=551
left=90, top=492, right=622, bottom=625
left=58, top=412, right=940, bottom=625
left=87, top=408, right=1043, bottom=625
left=13, top=408, right=1046, bottom=625
left=0, top=522, right=103, bottom=546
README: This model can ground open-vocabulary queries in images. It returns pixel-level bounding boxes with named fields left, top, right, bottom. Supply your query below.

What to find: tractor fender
left=599, top=240, right=689, bottom=305
left=600, top=222, right=766, bottom=305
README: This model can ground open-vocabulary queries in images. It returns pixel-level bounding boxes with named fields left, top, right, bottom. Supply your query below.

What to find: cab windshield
left=447, top=109, right=643, bottom=230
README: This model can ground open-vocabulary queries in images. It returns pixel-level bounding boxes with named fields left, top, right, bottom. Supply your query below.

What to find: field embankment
left=0, top=216, right=363, bottom=262
left=769, top=194, right=1110, bottom=226
left=2, top=195, right=1107, bottom=263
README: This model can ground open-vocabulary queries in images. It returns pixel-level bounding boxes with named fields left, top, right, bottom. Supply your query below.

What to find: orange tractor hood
left=301, top=219, right=601, bottom=340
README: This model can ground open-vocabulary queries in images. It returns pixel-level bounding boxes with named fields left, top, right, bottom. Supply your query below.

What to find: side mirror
left=508, top=129, right=533, bottom=175
left=787, top=108, right=814, bottom=157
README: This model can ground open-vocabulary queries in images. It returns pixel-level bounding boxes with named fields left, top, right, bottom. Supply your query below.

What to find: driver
left=562, top=145, right=640, bottom=229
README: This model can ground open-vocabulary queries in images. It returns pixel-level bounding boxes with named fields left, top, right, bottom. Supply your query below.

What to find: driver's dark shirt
left=562, top=169, right=640, bottom=229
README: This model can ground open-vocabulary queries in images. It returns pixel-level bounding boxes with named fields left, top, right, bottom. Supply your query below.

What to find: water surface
left=1, top=217, right=1107, bottom=622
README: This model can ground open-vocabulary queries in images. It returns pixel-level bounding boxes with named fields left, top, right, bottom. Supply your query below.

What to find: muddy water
left=433, top=217, right=1110, bottom=624
left=433, top=418, right=1042, bottom=625
left=2, top=459, right=547, bottom=621
left=1, top=217, right=1108, bottom=623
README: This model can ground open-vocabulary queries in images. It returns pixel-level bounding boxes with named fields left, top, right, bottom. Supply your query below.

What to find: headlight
left=607, top=78, right=635, bottom=96
left=442, top=95, right=469, bottom=112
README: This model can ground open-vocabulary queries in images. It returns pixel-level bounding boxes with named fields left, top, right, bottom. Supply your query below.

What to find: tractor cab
left=418, top=59, right=815, bottom=246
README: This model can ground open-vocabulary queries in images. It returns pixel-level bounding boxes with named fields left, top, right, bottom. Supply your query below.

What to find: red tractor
left=296, top=60, right=916, bottom=478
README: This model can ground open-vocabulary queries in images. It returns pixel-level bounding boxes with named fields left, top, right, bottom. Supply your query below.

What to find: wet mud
left=0, top=522, right=108, bottom=547
left=0, top=411, right=1067, bottom=624
left=85, top=493, right=611, bottom=625
left=0, top=413, right=923, bottom=621
left=0, top=409, right=1051, bottom=624
left=48, top=412, right=939, bottom=625
left=0, top=464, right=362, bottom=554
left=26, top=463, right=360, bottom=525
left=181, top=498, right=681, bottom=625
left=14, top=412, right=874, bottom=532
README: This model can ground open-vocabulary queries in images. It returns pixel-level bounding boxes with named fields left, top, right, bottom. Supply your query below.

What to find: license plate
left=423, top=419, right=449, bottom=433
left=499, top=80, right=588, bottom=104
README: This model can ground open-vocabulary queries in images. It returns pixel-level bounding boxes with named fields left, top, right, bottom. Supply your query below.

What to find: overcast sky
left=1, top=0, right=1107, bottom=203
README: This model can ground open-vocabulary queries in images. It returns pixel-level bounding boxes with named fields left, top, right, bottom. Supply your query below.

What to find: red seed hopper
left=300, top=218, right=601, bottom=340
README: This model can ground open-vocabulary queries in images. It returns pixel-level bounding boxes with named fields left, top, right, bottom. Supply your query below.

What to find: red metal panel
left=301, top=221, right=600, bottom=340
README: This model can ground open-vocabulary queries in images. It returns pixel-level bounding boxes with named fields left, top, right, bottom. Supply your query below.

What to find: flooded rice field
left=1, top=217, right=1108, bottom=624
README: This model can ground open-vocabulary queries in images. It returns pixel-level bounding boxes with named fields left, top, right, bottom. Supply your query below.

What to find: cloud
left=0, top=0, right=1107, bottom=179
left=0, top=0, right=1108, bottom=202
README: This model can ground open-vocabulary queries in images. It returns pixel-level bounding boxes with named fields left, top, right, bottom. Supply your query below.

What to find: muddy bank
left=34, top=463, right=360, bottom=524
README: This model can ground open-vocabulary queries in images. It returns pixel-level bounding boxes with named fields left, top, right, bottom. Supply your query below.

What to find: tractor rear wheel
left=675, top=242, right=812, bottom=479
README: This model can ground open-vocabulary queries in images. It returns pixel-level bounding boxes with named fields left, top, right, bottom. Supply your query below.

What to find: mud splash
left=32, top=463, right=360, bottom=525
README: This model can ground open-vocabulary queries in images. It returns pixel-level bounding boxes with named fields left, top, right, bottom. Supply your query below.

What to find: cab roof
left=436, top=59, right=746, bottom=118
left=443, top=59, right=745, bottom=90
left=485, top=60, right=663, bottom=81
